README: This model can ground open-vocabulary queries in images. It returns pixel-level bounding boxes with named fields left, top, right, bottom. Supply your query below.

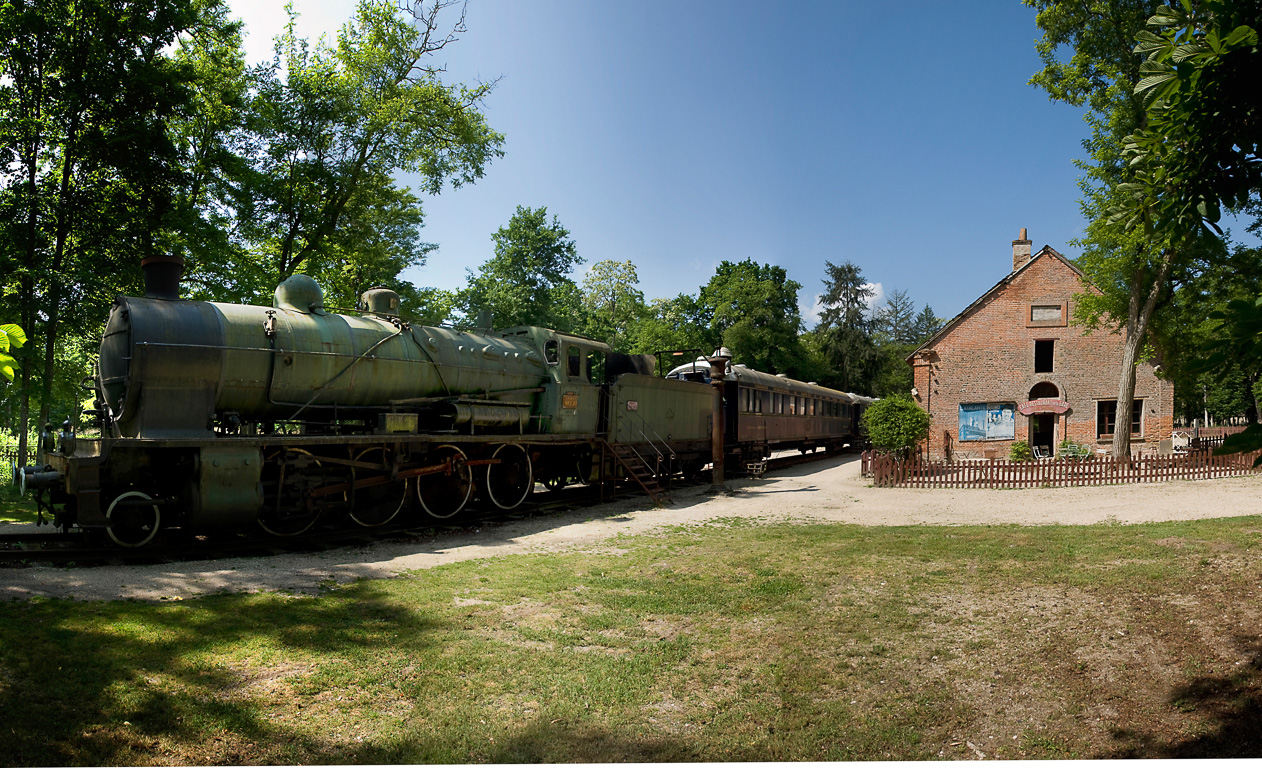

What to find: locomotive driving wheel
left=486, top=443, right=533, bottom=510
left=260, top=448, right=341, bottom=536
left=106, top=490, right=161, bottom=548
left=415, top=444, right=473, bottom=519
left=349, top=447, right=407, bottom=528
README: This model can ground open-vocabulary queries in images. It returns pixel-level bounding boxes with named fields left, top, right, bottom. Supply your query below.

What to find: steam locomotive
left=16, top=258, right=869, bottom=547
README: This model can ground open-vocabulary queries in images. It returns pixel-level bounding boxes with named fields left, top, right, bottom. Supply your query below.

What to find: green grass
left=0, top=484, right=38, bottom=524
left=1, top=516, right=1261, bottom=763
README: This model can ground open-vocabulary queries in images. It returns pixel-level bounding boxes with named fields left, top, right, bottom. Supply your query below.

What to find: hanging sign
left=1018, top=398, right=1069, bottom=415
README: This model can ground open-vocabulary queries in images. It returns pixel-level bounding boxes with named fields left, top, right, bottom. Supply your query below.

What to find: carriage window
left=756, top=392, right=763, bottom=414
left=544, top=340, right=559, bottom=365
left=587, top=350, right=605, bottom=383
left=810, top=399, right=817, bottom=416
left=567, top=346, right=581, bottom=378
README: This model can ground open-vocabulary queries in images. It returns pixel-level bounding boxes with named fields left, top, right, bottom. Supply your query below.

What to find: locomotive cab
left=501, top=327, right=610, bottom=435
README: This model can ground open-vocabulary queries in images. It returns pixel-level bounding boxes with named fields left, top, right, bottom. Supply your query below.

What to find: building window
left=1097, top=399, right=1143, bottom=439
left=1027, top=301, right=1067, bottom=328
left=1034, top=339, right=1054, bottom=373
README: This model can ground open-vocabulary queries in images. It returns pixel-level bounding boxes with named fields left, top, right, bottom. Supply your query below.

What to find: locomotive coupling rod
left=306, top=457, right=500, bottom=498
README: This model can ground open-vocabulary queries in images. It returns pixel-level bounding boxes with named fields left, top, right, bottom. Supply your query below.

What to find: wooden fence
left=863, top=449, right=1260, bottom=489
left=0, top=447, right=27, bottom=469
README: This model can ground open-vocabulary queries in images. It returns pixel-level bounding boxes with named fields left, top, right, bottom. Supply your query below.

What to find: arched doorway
left=1028, top=382, right=1060, bottom=456
left=1029, top=381, right=1059, bottom=400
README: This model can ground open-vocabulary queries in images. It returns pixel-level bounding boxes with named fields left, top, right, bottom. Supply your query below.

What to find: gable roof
left=905, top=245, right=1087, bottom=362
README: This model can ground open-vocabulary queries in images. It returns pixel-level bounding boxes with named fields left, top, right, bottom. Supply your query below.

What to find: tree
left=458, top=205, right=584, bottom=330
left=911, top=304, right=943, bottom=343
left=1028, top=0, right=1191, bottom=457
left=235, top=0, right=504, bottom=302
left=698, top=259, right=806, bottom=375
left=861, top=393, right=930, bottom=456
left=814, top=260, right=878, bottom=393
left=629, top=294, right=710, bottom=357
left=581, top=259, right=645, bottom=351
left=872, top=288, right=917, bottom=346
left=1, top=0, right=207, bottom=460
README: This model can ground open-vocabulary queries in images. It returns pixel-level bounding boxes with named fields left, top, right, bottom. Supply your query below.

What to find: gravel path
left=3, top=454, right=1260, bottom=602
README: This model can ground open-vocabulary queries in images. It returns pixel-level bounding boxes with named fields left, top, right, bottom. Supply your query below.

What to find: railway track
left=0, top=448, right=846, bottom=566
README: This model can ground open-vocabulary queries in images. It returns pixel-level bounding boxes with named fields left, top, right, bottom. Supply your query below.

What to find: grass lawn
left=1, top=515, right=1260, bottom=764
left=0, top=485, right=38, bottom=524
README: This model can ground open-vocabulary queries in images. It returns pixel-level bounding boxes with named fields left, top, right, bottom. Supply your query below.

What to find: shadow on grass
left=1104, top=632, right=1262, bottom=759
left=0, top=586, right=441, bottom=766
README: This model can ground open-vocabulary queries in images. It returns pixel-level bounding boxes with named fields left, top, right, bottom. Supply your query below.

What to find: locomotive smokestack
left=141, top=255, right=184, bottom=300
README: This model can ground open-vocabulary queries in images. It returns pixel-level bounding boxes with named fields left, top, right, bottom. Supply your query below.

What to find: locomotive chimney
left=141, top=255, right=185, bottom=300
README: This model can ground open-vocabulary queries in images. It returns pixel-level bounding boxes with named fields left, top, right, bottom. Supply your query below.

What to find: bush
left=1009, top=441, right=1033, bottom=462
left=861, top=394, right=929, bottom=455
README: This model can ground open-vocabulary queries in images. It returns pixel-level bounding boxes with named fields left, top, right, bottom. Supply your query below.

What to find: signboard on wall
left=959, top=402, right=1016, bottom=441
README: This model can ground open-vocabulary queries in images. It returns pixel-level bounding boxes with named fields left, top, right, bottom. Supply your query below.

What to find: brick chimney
left=1012, top=227, right=1032, bottom=272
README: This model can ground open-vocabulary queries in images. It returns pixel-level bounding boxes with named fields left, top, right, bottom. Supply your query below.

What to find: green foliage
left=1027, top=0, right=1193, bottom=456
left=699, top=259, right=805, bottom=375
left=581, top=260, right=646, bottom=351
left=629, top=293, right=710, bottom=356
left=861, top=393, right=930, bottom=454
left=0, top=323, right=26, bottom=382
left=233, top=0, right=503, bottom=302
left=1114, top=1, right=1262, bottom=242
left=1009, top=441, right=1034, bottom=462
left=458, top=206, right=584, bottom=331
left=1057, top=437, right=1091, bottom=458
left=0, top=0, right=211, bottom=455
left=815, top=260, right=878, bottom=393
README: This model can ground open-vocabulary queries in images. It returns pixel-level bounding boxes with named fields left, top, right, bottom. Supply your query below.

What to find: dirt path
left=3, top=454, right=1260, bottom=602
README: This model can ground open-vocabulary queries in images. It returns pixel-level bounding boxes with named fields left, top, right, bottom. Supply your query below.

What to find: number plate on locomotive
left=562, top=391, right=579, bottom=409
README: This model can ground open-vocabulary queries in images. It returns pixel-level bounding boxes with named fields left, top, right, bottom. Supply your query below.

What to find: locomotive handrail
left=285, top=328, right=407, bottom=420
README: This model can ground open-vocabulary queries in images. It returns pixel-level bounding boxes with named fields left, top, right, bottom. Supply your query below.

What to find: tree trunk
left=1112, top=249, right=1174, bottom=459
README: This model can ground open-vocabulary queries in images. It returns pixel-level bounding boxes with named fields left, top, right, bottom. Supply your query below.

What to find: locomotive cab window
left=544, top=340, right=559, bottom=365
left=587, top=350, right=605, bottom=383
left=567, top=345, right=581, bottom=378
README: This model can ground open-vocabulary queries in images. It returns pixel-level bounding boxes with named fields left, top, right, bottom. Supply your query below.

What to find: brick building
left=906, top=229, right=1174, bottom=459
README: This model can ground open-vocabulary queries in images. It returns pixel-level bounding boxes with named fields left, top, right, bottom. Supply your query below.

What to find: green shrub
left=1057, top=437, right=1088, bottom=457
left=861, top=394, right=929, bottom=455
left=1009, top=441, right=1033, bottom=462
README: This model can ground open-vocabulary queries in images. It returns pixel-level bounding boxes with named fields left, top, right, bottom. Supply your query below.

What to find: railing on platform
left=861, top=448, right=1261, bottom=489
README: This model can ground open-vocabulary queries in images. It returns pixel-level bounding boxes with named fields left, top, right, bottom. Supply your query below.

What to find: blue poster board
left=959, top=402, right=1015, bottom=441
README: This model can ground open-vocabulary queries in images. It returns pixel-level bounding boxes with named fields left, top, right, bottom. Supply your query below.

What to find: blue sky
left=223, top=0, right=1187, bottom=325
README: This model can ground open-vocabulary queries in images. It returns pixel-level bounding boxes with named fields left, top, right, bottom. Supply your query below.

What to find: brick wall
left=909, top=248, right=1174, bottom=458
